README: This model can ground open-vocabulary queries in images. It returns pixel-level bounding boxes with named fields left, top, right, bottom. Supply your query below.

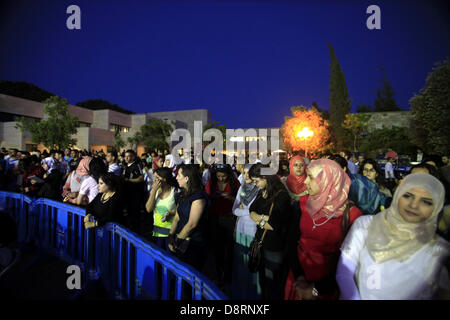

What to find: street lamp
left=297, top=127, right=314, bottom=157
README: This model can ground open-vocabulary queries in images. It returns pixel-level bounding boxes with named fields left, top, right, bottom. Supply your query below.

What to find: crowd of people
left=0, top=145, right=449, bottom=300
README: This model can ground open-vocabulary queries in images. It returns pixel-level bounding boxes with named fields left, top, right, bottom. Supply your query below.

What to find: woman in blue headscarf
left=348, top=173, right=388, bottom=215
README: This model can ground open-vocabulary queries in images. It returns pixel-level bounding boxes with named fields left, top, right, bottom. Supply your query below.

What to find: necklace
left=311, top=214, right=335, bottom=230
left=101, top=192, right=115, bottom=203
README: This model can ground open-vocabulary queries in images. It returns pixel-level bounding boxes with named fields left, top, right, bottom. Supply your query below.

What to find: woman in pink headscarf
left=284, top=159, right=362, bottom=300
left=62, top=156, right=92, bottom=204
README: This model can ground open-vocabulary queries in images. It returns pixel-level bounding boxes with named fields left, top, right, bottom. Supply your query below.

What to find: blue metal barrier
left=0, top=191, right=227, bottom=300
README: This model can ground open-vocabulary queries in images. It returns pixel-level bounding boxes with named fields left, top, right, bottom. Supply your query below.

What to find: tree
left=139, top=118, right=175, bottom=152
left=356, top=104, right=373, bottom=113
left=15, top=96, right=79, bottom=150
left=127, top=132, right=142, bottom=151
left=342, top=113, right=372, bottom=152
left=281, top=106, right=332, bottom=156
left=203, top=120, right=227, bottom=147
left=312, top=101, right=330, bottom=120
left=358, top=126, right=415, bottom=157
left=410, top=59, right=450, bottom=155
left=203, top=120, right=227, bottom=136
left=374, top=68, right=401, bottom=112
left=327, top=42, right=352, bottom=148
left=113, top=132, right=125, bottom=152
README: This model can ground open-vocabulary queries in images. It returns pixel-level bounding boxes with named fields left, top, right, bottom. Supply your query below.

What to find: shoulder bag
left=248, top=191, right=280, bottom=273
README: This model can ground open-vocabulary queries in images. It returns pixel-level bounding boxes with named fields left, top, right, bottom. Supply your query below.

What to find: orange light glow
left=281, top=107, right=331, bottom=154
left=297, top=127, right=314, bottom=139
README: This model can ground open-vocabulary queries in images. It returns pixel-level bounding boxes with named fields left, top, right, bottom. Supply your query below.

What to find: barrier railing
left=0, top=191, right=227, bottom=300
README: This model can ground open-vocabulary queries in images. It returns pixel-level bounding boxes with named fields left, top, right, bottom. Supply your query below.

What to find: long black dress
left=249, top=190, right=291, bottom=300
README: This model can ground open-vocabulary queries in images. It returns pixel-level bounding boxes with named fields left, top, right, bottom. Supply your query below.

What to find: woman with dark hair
left=76, top=157, right=107, bottom=206
left=205, top=163, right=240, bottom=292
left=277, top=160, right=290, bottom=178
left=410, top=162, right=440, bottom=179
left=84, top=173, right=123, bottom=229
left=248, top=163, right=291, bottom=300
left=284, top=159, right=362, bottom=300
left=359, top=158, right=392, bottom=198
left=169, top=164, right=209, bottom=272
left=145, top=167, right=180, bottom=251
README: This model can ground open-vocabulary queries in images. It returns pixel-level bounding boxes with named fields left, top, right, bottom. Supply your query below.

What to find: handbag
left=248, top=193, right=279, bottom=273
left=176, top=237, right=190, bottom=254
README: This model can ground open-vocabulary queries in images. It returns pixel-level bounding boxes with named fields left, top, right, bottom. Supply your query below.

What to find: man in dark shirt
left=122, top=149, right=146, bottom=233
left=375, top=149, right=385, bottom=160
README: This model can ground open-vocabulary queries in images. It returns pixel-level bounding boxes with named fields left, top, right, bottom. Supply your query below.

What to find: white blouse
left=341, top=215, right=450, bottom=300
left=232, top=185, right=257, bottom=237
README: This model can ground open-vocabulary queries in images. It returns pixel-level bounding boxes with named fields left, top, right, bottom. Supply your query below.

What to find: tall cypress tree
left=374, top=68, right=401, bottom=112
left=327, top=42, right=352, bottom=148
left=410, top=59, right=450, bottom=155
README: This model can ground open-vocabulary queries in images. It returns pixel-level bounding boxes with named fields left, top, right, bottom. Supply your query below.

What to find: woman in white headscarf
left=164, top=154, right=181, bottom=176
left=38, top=157, right=63, bottom=201
left=337, top=173, right=450, bottom=299
left=231, top=163, right=261, bottom=299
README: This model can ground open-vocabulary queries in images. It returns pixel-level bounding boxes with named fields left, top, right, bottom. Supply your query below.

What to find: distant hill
left=0, top=81, right=56, bottom=102
left=0, top=81, right=134, bottom=114
left=75, top=99, right=135, bottom=115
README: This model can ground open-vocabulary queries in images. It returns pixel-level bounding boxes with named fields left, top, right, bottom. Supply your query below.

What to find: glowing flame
left=297, top=127, right=314, bottom=139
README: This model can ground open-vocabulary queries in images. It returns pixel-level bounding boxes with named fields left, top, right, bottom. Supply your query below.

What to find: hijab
left=305, top=158, right=351, bottom=222
left=366, top=173, right=445, bottom=264
left=41, top=157, right=58, bottom=174
left=240, top=163, right=259, bottom=206
left=66, top=156, right=93, bottom=193
left=348, top=173, right=387, bottom=215
left=286, top=155, right=307, bottom=195
left=152, top=156, right=160, bottom=171
left=164, top=154, right=175, bottom=169
left=76, top=156, right=92, bottom=176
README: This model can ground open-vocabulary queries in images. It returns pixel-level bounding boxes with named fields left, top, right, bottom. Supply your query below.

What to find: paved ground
left=0, top=242, right=110, bottom=300
left=0, top=242, right=75, bottom=299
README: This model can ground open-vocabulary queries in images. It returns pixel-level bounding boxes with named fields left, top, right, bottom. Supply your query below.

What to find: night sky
left=1, top=0, right=449, bottom=129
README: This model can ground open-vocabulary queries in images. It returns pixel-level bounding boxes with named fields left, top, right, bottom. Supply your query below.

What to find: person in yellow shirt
left=145, top=167, right=180, bottom=251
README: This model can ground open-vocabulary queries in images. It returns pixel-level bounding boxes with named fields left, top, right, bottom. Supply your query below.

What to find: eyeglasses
left=363, top=168, right=376, bottom=173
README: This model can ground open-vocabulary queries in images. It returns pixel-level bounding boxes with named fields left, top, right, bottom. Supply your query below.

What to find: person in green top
left=145, top=167, right=180, bottom=251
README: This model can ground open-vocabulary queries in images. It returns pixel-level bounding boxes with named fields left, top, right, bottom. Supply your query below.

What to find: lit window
left=110, top=124, right=130, bottom=133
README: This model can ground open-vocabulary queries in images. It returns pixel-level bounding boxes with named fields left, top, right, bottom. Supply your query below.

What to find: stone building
left=0, top=93, right=285, bottom=157
left=0, top=93, right=210, bottom=155
left=360, top=110, right=413, bottom=132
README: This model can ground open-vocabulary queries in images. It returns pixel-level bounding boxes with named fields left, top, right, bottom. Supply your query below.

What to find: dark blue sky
left=1, top=0, right=449, bottom=128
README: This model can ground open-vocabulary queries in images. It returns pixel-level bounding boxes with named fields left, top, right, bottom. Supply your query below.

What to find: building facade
left=0, top=94, right=211, bottom=154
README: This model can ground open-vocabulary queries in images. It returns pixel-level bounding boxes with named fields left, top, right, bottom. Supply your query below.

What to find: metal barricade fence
left=0, top=191, right=226, bottom=300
